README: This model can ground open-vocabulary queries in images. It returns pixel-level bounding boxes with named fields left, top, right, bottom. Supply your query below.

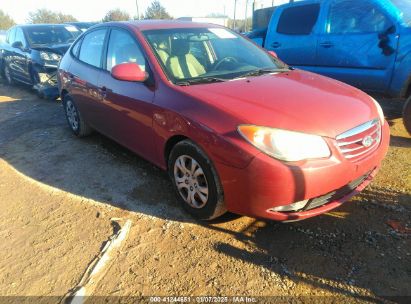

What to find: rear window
left=277, top=4, right=320, bottom=35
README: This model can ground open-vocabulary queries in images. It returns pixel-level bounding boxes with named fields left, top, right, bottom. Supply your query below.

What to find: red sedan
left=57, top=21, right=390, bottom=222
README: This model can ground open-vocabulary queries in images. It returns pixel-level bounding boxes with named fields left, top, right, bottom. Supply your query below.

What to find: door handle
left=271, top=42, right=281, bottom=48
left=320, top=42, right=334, bottom=48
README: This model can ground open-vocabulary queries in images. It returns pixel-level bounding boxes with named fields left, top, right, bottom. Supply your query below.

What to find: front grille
left=336, top=119, right=381, bottom=162
left=302, top=170, right=372, bottom=211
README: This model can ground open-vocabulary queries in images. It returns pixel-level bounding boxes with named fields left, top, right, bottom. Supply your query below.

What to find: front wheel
left=403, top=97, right=411, bottom=135
left=3, top=64, right=15, bottom=85
left=168, top=140, right=227, bottom=220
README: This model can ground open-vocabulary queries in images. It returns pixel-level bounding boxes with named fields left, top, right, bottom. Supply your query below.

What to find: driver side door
left=97, top=27, right=156, bottom=163
left=315, top=0, right=399, bottom=93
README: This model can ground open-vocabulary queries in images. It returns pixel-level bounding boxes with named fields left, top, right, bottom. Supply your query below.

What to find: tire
left=168, top=140, right=227, bottom=220
left=63, top=95, right=93, bottom=137
left=403, top=97, right=411, bottom=135
left=3, top=63, right=15, bottom=85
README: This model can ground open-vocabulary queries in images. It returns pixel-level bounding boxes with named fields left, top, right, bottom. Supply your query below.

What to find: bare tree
left=144, top=1, right=172, bottom=20
left=102, top=9, right=131, bottom=22
left=27, top=9, right=77, bottom=24
left=0, top=10, right=15, bottom=30
left=56, top=13, right=78, bottom=23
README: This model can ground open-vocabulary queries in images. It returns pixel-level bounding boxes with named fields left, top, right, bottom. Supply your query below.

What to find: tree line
left=0, top=0, right=172, bottom=30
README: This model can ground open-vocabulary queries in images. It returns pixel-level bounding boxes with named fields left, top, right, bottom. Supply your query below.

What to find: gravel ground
left=0, top=81, right=410, bottom=303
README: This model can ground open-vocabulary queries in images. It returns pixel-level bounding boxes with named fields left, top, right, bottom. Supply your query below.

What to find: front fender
left=390, top=51, right=411, bottom=97
left=390, top=30, right=411, bottom=97
left=151, top=83, right=258, bottom=170
left=153, top=109, right=256, bottom=171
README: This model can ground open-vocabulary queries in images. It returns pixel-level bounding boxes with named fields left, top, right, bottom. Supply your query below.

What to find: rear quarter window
left=71, top=38, right=82, bottom=58
left=277, top=4, right=320, bottom=35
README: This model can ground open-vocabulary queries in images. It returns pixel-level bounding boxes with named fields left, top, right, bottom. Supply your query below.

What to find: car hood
left=32, top=43, right=70, bottom=55
left=181, top=70, right=379, bottom=139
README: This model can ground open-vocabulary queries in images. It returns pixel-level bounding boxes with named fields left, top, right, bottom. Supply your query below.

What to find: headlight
left=371, top=97, right=385, bottom=124
left=238, top=125, right=331, bottom=162
left=40, top=51, right=62, bottom=61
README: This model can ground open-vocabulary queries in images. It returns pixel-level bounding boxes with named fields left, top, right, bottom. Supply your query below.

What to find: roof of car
left=101, top=20, right=224, bottom=31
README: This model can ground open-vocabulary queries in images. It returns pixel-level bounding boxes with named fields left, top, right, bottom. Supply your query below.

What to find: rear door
left=67, top=28, right=108, bottom=128
left=315, top=0, right=399, bottom=92
left=97, top=27, right=156, bottom=161
left=265, top=3, right=321, bottom=69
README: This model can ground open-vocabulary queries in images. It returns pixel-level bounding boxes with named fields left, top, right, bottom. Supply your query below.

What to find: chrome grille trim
left=344, top=141, right=379, bottom=159
left=340, top=145, right=366, bottom=153
left=336, top=119, right=381, bottom=161
left=337, top=138, right=363, bottom=147
left=336, top=119, right=379, bottom=140
left=337, top=126, right=380, bottom=146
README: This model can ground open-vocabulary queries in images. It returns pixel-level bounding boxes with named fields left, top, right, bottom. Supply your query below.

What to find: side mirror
left=111, top=62, right=148, bottom=82
left=386, top=25, right=396, bottom=35
left=268, top=50, right=278, bottom=59
left=378, top=25, right=397, bottom=56
left=12, top=41, right=23, bottom=50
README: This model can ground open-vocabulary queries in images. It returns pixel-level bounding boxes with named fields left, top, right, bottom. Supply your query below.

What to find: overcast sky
left=2, top=0, right=290, bottom=23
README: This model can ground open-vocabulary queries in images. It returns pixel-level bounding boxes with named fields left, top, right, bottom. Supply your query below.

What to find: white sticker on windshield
left=209, top=28, right=237, bottom=39
left=65, top=26, right=78, bottom=32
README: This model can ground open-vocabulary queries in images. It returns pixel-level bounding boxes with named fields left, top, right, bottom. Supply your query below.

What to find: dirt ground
left=0, top=81, right=410, bottom=303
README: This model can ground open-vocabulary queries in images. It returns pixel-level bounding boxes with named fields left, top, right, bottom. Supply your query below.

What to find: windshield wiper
left=236, top=68, right=290, bottom=79
left=176, top=77, right=227, bottom=86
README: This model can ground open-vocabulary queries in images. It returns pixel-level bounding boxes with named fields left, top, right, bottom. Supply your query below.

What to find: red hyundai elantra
left=57, top=21, right=390, bottom=222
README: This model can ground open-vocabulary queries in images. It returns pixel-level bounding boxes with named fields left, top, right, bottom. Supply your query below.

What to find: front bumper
left=214, top=121, right=390, bottom=222
left=33, top=65, right=59, bottom=100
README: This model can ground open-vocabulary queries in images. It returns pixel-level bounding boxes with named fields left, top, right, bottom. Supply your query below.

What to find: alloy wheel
left=66, top=99, right=79, bottom=131
left=173, top=155, right=209, bottom=208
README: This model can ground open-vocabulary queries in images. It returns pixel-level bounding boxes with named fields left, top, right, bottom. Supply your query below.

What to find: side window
left=106, top=29, right=146, bottom=72
left=15, top=28, right=27, bottom=48
left=79, top=29, right=107, bottom=68
left=328, top=0, right=391, bottom=34
left=7, top=28, right=16, bottom=44
left=277, top=4, right=320, bottom=35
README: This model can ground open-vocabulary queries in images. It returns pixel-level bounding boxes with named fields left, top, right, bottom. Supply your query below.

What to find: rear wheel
left=63, top=95, right=92, bottom=137
left=168, top=140, right=227, bottom=220
left=403, top=97, right=411, bottom=135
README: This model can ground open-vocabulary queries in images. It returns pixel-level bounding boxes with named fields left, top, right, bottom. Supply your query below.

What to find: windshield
left=143, top=27, right=288, bottom=84
left=391, top=0, right=411, bottom=26
left=68, top=22, right=97, bottom=32
left=25, top=26, right=80, bottom=46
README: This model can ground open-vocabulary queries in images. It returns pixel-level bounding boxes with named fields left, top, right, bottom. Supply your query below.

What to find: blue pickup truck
left=249, top=0, right=411, bottom=133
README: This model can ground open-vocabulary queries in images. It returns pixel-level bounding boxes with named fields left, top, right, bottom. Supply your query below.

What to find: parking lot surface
left=0, top=82, right=410, bottom=302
